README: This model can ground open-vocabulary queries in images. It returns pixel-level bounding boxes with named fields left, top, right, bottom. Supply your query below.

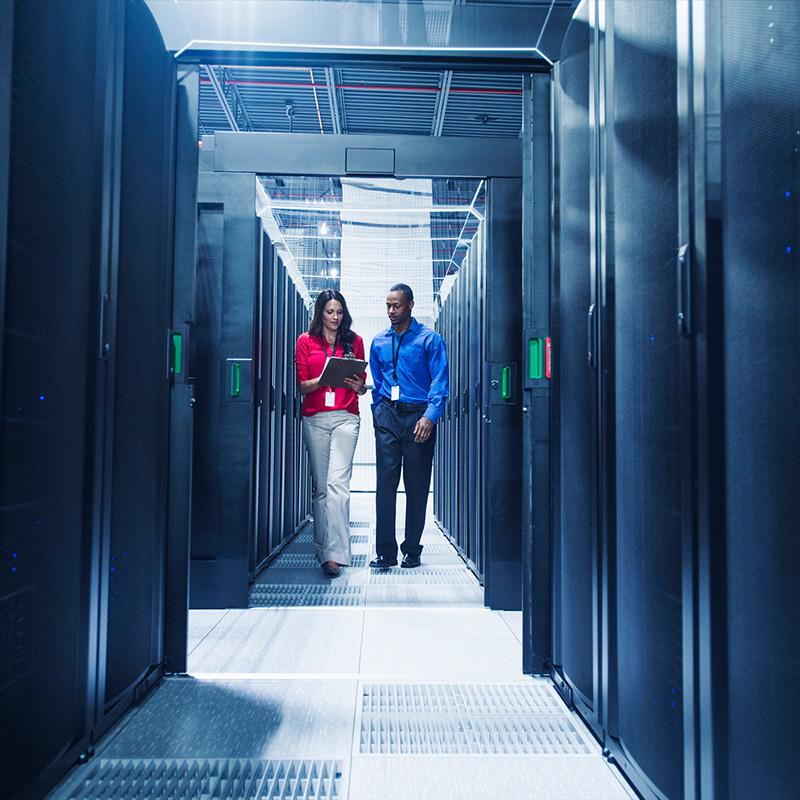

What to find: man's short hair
left=389, top=283, right=414, bottom=303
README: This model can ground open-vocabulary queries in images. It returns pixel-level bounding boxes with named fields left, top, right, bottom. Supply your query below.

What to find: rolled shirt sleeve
left=369, top=337, right=385, bottom=411
left=423, top=334, right=449, bottom=423
left=295, top=333, right=311, bottom=382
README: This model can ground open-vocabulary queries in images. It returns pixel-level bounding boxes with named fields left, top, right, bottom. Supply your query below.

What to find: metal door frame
left=164, top=58, right=551, bottom=674
left=197, top=127, right=532, bottom=604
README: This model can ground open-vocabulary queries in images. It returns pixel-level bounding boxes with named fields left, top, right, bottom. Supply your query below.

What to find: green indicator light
left=230, top=362, right=241, bottom=397
left=171, top=332, right=183, bottom=376
left=529, top=338, right=543, bottom=379
left=501, top=365, right=512, bottom=400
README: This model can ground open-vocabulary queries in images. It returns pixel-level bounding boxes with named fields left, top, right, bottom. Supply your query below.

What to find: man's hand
left=413, top=415, right=434, bottom=443
left=343, top=375, right=367, bottom=395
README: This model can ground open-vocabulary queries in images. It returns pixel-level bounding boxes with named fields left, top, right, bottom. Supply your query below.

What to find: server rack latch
left=677, top=243, right=691, bottom=336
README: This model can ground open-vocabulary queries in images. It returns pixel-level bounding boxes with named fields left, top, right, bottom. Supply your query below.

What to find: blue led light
left=39, top=395, right=45, bottom=401
left=786, top=191, right=791, bottom=198
left=11, top=567, right=17, bottom=574
left=649, top=335, right=656, bottom=344
left=111, top=566, right=116, bottom=572
left=787, top=246, right=793, bottom=254
left=11, top=553, right=16, bottom=559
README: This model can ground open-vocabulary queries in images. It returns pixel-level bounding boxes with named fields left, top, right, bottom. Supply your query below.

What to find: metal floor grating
left=249, top=585, right=363, bottom=607
left=271, top=554, right=367, bottom=569
left=52, top=758, right=343, bottom=799
left=359, top=715, right=591, bottom=755
left=349, top=521, right=372, bottom=529
left=368, top=567, right=476, bottom=585
left=418, top=543, right=459, bottom=555
left=294, top=532, right=370, bottom=545
left=361, top=684, right=565, bottom=715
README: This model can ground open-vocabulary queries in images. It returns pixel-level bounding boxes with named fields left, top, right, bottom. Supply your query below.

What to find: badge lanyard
left=391, top=331, right=407, bottom=401
left=322, top=333, right=338, bottom=407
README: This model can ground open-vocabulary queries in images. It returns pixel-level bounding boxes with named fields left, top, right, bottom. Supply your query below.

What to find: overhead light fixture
left=318, top=221, right=330, bottom=236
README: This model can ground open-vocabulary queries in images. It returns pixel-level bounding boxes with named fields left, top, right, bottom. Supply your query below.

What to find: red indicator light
left=545, top=338, right=552, bottom=379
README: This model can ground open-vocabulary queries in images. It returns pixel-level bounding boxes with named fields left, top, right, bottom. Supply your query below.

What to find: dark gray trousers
left=373, top=401, right=436, bottom=560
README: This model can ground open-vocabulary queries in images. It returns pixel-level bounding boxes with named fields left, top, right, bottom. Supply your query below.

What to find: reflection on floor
left=50, top=494, right=635, bottom=800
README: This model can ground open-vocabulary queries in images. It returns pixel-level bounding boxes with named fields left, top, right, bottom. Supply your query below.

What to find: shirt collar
left=387, top=317, right=420, bottom=337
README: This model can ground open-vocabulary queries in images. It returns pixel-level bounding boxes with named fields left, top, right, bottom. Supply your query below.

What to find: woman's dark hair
left=308, top=289, right=357, bottom=353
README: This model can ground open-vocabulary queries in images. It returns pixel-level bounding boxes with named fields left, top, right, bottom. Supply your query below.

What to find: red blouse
left=295, top=331, right=366, bottom=417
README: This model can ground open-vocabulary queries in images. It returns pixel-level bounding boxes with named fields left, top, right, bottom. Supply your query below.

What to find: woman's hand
left=343, top=375, right=367, bottom=395
left=298, top=378, right=321, bottom=396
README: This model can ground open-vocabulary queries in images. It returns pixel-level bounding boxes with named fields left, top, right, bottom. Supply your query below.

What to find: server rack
left=551, top=1, right=800, bottom=797
left=191, top=172, right=310, bottom=608
left=550, top=0, right=598, bottom=734
left=0, top=2, right=180, bottom=796
left=434, top=185, right=523, bottom=610
left=689, top=2, right=799, bottom=797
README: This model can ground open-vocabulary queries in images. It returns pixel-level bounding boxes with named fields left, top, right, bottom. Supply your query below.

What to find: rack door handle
left=587, top=304, right=597, bottom=368
left=677, top=243, right=691, bottom=336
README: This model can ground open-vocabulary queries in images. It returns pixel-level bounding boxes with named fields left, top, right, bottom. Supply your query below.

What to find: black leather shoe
left=401, top=554, right=421, bottom=569
left=369, top=555, right=397, bottom=570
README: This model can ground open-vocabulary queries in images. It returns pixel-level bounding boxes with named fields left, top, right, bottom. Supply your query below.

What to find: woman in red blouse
left=296, top=290, right=367, bottom=576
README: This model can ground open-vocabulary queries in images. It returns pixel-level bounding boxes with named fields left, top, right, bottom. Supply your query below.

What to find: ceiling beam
left=431, top=70, right=453, bottom=136
left=324, top=67, right=342, bottom=135
left=204, top=65, right=238, bottom=131
left=335, top=67, right=348, bottom=134
left=268, top=202, right=475, bottom=213
left=221, top=67, right=254, bottom=131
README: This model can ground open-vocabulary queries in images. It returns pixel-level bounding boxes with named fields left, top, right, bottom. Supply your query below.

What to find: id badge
left=325, top=390, right=336, bottom=408
left=391, top=385, right=400, bottom=401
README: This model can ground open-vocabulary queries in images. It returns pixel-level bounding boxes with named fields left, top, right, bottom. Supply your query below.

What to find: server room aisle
left=49, top=494, right=633, bottom=800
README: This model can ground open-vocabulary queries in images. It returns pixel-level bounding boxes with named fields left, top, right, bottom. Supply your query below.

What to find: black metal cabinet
left=482, top=179, right=524, bottom=610
left=0, top=1, right=179, bottom=795
left=190, top=173, right=259, bottom=608
left=607, top=3, right=684, bottom=797
left=0, top=7, right=106, bottom=794
left=697, top=2, right=800, bottom=797
left=551, top=4, right=597, bottom=722
left=100, top=0, right=175, bottom=728
left=552, top=1, right=800, bottom=797
left=191, top=170, right=309, bottom=607
left=434, top=179, right=522, bottom=610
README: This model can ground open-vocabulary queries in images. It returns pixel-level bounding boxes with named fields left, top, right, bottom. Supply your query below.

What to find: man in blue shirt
left=368, top=284, right=449, bottom=569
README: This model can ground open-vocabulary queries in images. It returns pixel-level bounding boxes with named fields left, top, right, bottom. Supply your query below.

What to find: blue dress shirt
left=369, top=318, right=449, bottom=423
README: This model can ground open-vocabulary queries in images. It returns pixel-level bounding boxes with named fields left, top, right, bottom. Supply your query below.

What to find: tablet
left=318, top=356, right=368, bottom=388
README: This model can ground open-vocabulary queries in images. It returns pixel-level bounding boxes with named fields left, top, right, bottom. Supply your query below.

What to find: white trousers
left=302, top=410, right=360, bottom=565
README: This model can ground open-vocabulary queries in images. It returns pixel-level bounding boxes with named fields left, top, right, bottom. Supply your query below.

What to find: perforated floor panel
left=361, top=684, right=564, bottom=715
left=249, top=585, right=363, bottom=607
left=51, top=759, right=343, bottom=799
left=272, top=554, right=367, bottom=569
left=349, top=522, right=371, bottom=529
left=368, top=568, right=477, bottom=585
left=359, top=714, right=590, bottom=755
left=293, top=533, right=371, bottom=545
left=418, top=544, right=458, bottom=555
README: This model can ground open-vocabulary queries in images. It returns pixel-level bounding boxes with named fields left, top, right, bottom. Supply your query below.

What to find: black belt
left=383, top=399, right=427, bottom=413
